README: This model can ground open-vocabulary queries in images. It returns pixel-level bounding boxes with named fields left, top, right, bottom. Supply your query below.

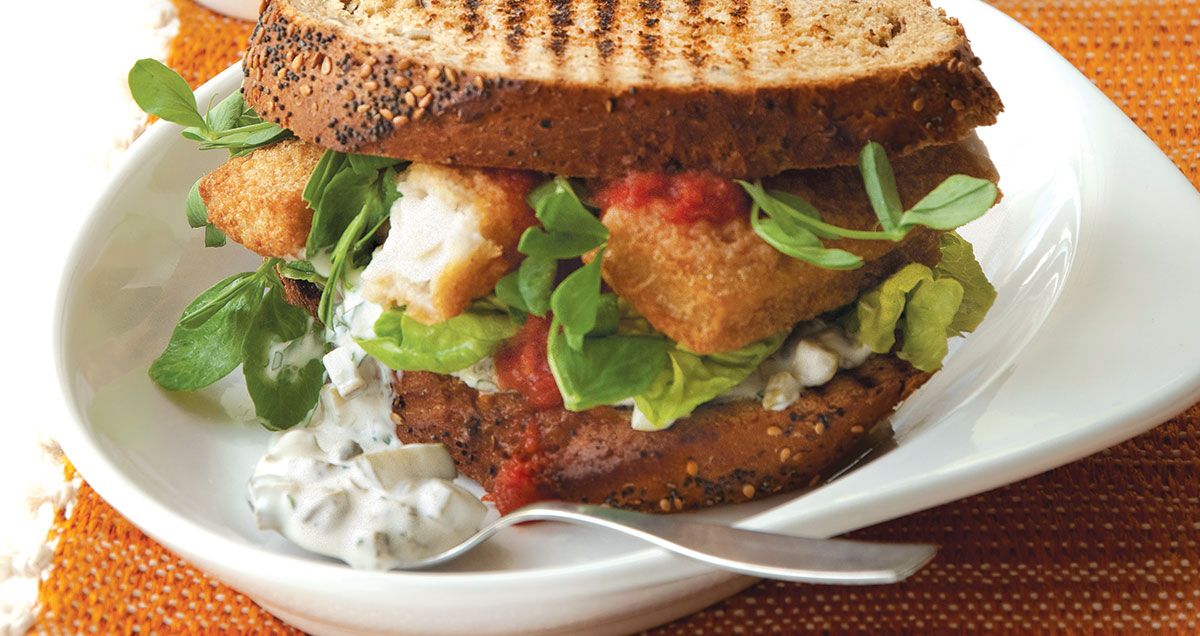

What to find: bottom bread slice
left=391, top=356, right=931, bottom=513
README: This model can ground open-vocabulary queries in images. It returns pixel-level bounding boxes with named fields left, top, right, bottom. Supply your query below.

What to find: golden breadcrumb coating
left=359, top=165, right=540, bottom=324
left=595, top=136, right=1001, bottom=354
left=199, top=138, right=323, bottom=258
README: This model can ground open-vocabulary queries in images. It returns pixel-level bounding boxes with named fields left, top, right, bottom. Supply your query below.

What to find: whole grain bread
left=392, top=357, right=930, bottom=513
left=242, top=0, right=1002, bottom=178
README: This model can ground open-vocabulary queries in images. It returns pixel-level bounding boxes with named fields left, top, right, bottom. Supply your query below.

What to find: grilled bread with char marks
left=242, top=0, right=1001, bottom=178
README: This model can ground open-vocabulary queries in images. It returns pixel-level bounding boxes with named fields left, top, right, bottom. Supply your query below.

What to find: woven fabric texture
left=34, top=0, right=1200, bottom=633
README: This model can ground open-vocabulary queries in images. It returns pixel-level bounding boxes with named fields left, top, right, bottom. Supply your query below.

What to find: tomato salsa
left=596, top=170, right=749, bottom=225
left=494, top=314, right=562, bottom=409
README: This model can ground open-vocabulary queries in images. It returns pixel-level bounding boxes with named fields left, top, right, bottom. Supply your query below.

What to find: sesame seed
left=673, top=498, right=683, bottom=511
left=398, top=60, right=413, bottom=71
left=341, top=89, right=354, bottom=100
left=473, top=76, right=485, bottom=91
left=418, top=93, right=432, bottom=109
left=358, top=63, right=373, bottom=78
left=290, top=54, right=303, bottom=71
left=379, top=107, right=394, bottom=120
left=394, top=75, right=411, bottom=88
left=444, top=67, right=457, bottom=83
left=403, top=91, right=416, bottom=107
left=813, top=422, right=826, bottom=435
left=392, top=115, right=410, bottom=126
left=356, top=103, right=371, bottom=113
left=321, top=57, right=332, bottom=74
left=808, top=474, right=822, bottom=487
left=426, top=66, right=441, bottom=81
left=413, top=107, right=426, bottom=121
left=742, top=484, right=756, bottom=498
left=685, top=460, right=698, bottom=477
left=389, top=412, right=403, bottom=425
left=850, top=425, right=865, bottom=434
left=605, top=99, right=614, bottom=113
left=908, top=69, right=922, bottom=81
left=364, top=80, right=378, bottom=91
left=658, top=498, right=671, bottom=512
left=299, top=84, right=312, bottom=96
left=276, top=67, right=288, bottom=78
left=950, top=99, right=965, bottom=111
left=766, top=426, right=783, bottom=436
left=411, top=85, right=428, bottom=98
left=780, top=448, right=792, bottom=462
left=912, top=97, right=925, bottom=112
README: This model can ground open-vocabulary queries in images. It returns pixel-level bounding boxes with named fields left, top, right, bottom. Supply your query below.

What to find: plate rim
left=49, top=0, right=1200, bottom=621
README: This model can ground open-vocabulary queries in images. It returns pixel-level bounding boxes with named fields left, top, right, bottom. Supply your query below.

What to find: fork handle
left=503, top=502, right=936, bottom=584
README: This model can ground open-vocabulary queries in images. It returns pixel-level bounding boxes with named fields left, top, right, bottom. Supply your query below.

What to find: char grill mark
left=685, top=0, right=704, bottom=68
left=594, top=0, right=617, bottom=60
left=637, top=0, right=662, bottom=66
left=504, top=0, right=529, bottom=53
left=462, top=0, right=481, bottom=34
left=731, top=0, right=751, bottom=70
left=549, top=0, right=573, bottom=57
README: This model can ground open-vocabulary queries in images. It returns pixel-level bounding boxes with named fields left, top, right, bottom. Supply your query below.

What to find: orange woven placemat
left=34, top=1, right=1200, bottom=634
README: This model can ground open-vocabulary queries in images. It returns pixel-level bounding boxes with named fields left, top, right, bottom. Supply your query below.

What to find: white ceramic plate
left=51, top=2, right=1200, bottom=634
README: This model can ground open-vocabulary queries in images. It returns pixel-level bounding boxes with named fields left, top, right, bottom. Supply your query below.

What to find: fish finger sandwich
left=132, top=0, right=1003, bottom=526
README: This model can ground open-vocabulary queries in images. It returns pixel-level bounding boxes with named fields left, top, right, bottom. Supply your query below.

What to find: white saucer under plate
left=51, top=1, right=1200, bottom=634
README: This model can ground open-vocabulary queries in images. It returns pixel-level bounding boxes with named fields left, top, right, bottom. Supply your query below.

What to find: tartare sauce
left=247, top=353, right=486, bottom=570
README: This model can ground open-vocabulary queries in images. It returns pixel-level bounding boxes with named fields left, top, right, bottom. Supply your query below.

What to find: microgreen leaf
left=128, top=59, right=208, bottom=129
left=749, top=202, right=864, bottom=270
left=551, top=247, right=607, bottom=350
left=242, top=290, right=327, bottom=430
left=149, top=271, right=267, bottom=391
left=898, top=175, right=998, bottom=230
left=859, top=141, right=904, bottom=233
left=517, top=255, right=555, bottom=317
left=528, top=177, right=609, bottom=240
left=185, top=178, right=207, bottom=229
left=277, top=260, right=327, bottom=287
left=204, top=223, right=227, bottom=247
left=495, top=271, right=530, bottom=322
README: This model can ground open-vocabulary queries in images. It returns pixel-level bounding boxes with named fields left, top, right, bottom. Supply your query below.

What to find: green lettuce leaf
left=632, top=332, right=786, bottom=429
left=898, top=278, right=964, bottom=371
left=934, top=233, right=997, bottom=335
left=844, top=263, right=933, bottom=354
left=547, top=325, right=669, bottom=411
left=358, top=306, right=518, bottom=373
left=841, top=232, right=996, bottom=372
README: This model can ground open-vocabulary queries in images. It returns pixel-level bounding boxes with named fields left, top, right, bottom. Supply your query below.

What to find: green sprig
left=739, top=142, right=998, bottom=268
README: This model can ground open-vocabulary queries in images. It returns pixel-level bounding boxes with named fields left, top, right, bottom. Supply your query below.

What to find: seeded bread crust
left=392, top=357, right=930, bottom=512
left=241, top=0, right=1002, bottom=178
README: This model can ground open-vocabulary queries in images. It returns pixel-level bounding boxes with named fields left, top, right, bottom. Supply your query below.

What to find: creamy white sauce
left=247, top=358, right=487, bottom=570
left=450, top=356, right=501, bottom=393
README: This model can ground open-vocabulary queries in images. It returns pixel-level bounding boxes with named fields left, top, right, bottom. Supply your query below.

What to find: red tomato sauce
left=484, top=421, right=554, bottom=514
left=494, top=314, right=562, bottom=409
left=595, top=170, right=749, bottom=225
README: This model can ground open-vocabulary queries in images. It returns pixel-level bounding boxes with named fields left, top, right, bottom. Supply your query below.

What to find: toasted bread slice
left=594, top=134, right=1000, bottom=354
left=242, top=0, right=1002, bottom=178
left=392, top=357, right=930, bottom=513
